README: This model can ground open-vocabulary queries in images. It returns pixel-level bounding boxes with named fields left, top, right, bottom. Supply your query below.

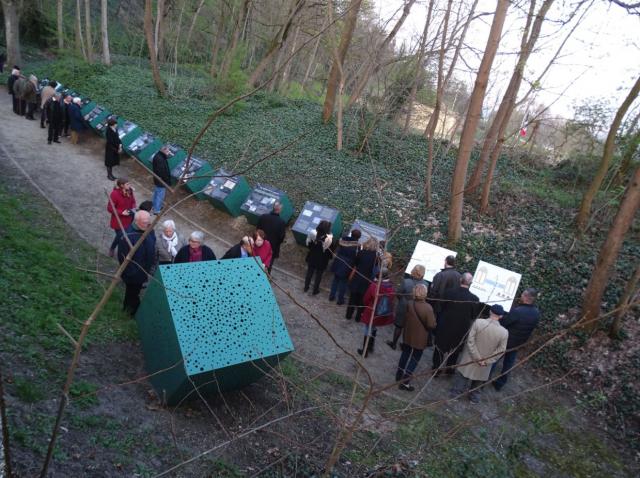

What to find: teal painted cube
left=202, top=168, right=251, bottom=217
left=125, top=131, right=163, bottom=168
left=135, top=258, right=294, bottom=405
left=117, top=119, right=142, bottom=149
left=170, top=155, right=214, bottom=200
left=240, top=184, right=294, bottom=226
left=292, top=201, right=343, bottom=245
left=350, top=219, right=388, bottom=245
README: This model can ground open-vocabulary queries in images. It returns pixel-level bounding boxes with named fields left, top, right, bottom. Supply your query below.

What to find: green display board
left=80, top=99, right=96, bottom=116
left=117, top=119, right=143, bottom=149
left=125, top=132, right=163, bottom=168
left=202, top=168, right=252, bottom=217
left=84, top=105, right=112, bottom=131
left=239, top=184, right=294, bottom=226
left=135, top=258, right=294, bottom=405
left=94, top=113, right=118, bottom=137
left=291, top=201, right=343, bottom=245
left=170, top=155, right=214, bottom=200
left=350, top=218, right=388, bottom=245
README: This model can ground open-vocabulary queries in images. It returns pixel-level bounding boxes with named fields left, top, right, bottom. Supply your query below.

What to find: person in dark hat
left=450, top=304, right=508, bottom=403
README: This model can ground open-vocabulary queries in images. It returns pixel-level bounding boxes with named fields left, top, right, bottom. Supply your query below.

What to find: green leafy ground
left=27, top=57, right=640, bottom=446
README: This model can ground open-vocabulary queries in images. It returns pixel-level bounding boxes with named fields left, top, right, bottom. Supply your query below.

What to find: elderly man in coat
left=451, top=304, right=508, bottom=403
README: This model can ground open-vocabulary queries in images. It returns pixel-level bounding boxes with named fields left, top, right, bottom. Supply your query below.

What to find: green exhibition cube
left=117, top=119, right=143, bottom=149
left=162, top=143, right=188, bottom=170
left=125, top=131, right=163, bottom=168
left=80, top=99, right=97, bottom=116
left=291, top=201, right=343, bottom=246
left=350, top=218, right=388, bottom=245
left=170, top=155, right=214, bottom=200
left=202, top=168, right=251, bottom=217
left=239, top=184, right=294, bottom=226
left=135, top=258, right=294, bottom=405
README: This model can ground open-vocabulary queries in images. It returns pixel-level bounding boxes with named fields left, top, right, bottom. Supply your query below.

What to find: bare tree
left=0, top=0, right=21, bottom=67
left=448, top=0, right=510, bottom=244
left=85, top=0, right=94, bottom=62
left=220, top=0, right=251, bottom=78
left=185, top=0, right=207, bottom=49
left=101, top=0, right=111, bottom=66
left=57, top=0, right=64, bottom=50
left=75, top=0, right=87, bottom=59
left=575, top=75, right=640, bottom=232
left=145, top=0, right=167, bottom=97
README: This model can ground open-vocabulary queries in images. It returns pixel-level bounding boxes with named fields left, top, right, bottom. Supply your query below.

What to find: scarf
left=162, top=232, right=180, bottom=258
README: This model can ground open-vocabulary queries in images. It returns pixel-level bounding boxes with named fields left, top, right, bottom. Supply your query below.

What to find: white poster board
left=469, top=260, right=521, bottom=312
left=405, top=240, right=457, bottom=283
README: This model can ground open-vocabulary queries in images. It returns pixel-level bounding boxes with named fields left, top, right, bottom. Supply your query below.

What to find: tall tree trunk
left=581, top=165, right=640, bottom=332
left=610, top=262, right=640, bottom=338
left=447, top=0, right=510, bottom=245
left=75, top=0, right=87, bottom=59
left=185, top=0, right=206, bottom=50
left=154, top=0, right=164, bottom=60
left=84, top=0, right=94, bottom=62
left=144, top=0, right=167, bottom=97
left=220, top=0, right=250, bottom=78
left=101, top=0, right=111, bottom=65
left=278, top=24, right=300, bottom=92
left=172, top=0, right=186, bottom=77
left=57, top=0, right=64, bottom=50
left=347, top=0, right=416, bottom=108
left=576, top=75, right=640, bottom=232
left=248, top=0, right=306, bottom=87
left=322, top=0, right=363, bottom=123
left=1, top=0, right=21, bottom=67
left=302, top=18, right=325, bottom=87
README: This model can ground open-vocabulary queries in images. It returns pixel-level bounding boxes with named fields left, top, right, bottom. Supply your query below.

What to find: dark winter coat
left=429, top=267, right=461, bottom=313
left=118, top=224, right=157, bottom=286
left=46, top=98, right=63, bottom=128
left=69, top=103, right=87, bottom=131
left=330, top=235, right=360, bottom=277
left=222, top=242, right=249, bottom=260
left=12, top=77, right=27, bottom=99
left=22, top=79, right=37, bottom=103
left=500, top=303, right=540, bottom=349
left=305, top=233, right=332, bottom=270
left=7, top=74, right=18, bottom=95
left=62, top=101, right=72, bottom=129
left=105, top=126, right=121, bottom=167
left=152, top=150, right=171, bottom=187
left=257, top=212, right=286, bottom=258
left=348, top=249, right=377, bottom=294
left=174, top=244, right=217, bottom=263
left=434, top=286, right=483, bottom=353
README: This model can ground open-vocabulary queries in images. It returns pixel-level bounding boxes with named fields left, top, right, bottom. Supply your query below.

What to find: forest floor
left=0, top=91, right=637, bottom=476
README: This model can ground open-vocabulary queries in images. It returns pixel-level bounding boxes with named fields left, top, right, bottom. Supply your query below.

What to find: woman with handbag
left=105, top=117, right=122, bottom=180
left=395, top=284, right=436, bottom=391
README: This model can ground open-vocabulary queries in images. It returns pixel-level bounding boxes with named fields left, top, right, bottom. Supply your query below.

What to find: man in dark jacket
left=429, top=255, right=461, bottom=315
left=222, top=236, right=253, bottom=259
left=118, top=210, right=157, bottom=316
left=492, top=288, right=540, bottom=390
left=61, top=95, right=72, bottom=137
left=69, top=97, right=86, bottom=144
left=432, top=272, right=483, bottom=375
left=329, top=229, right=361, bottom=304
left=7, top=67, right=21, bottom=114
left=46, top=93, right=63, bottom=144
left=151, top=146, right=172, bottom=214
left=257, top=201, right=286, bottom=273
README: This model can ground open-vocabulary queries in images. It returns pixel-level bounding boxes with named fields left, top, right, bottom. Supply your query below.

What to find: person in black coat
left=105, top=117, right=121, bottom=180
left=492, top=288, right=540, bottom=390
left=46, top=93, right=63, bottom=144
left=329, top=229, right=361, bottom=304
left=346, top=237, right=378, bottom=322
left=152, top=146, right=172, bottom=214
left=7, top=67, right=20, bottom=114
left=432, top=272, right=484, bottom=375
left=174, top=231, right=217, bottom=263
left=429, top=255, right=461, bottom=315
left=222, top=236, right=254, bottom=259
left=257, top=201, right=286, bottom=273
left=69, top=97, right=87, bottom=144
left=117, top=211, right=157, bottom=315
left=304, top=220, right=333, bottom=295
left=61, top=95, right=72, bottom=137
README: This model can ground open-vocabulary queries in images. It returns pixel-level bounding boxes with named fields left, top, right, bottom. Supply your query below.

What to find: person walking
left=174, top=231, right=217, bottom=263
left=40, top=80, right=57, bottom=128
left=492, top=288, right=541, bottom=391
left=46, top=93, right=63, bottom=144
left=395, top=284, right=436, bottom=391
left=69, top=97, right=86, bottom=144
left=329, top=229, right=361, bottom=305
left=107, top=178, right=136, bottom=258
left=357, top=269, right=395, bottom=357
left=157, top=219, right=183, bottom=265
left=345, top=237, right=378, bottom=322
left=257, top=201, right=286, bottom=273
left=304, top=220, right=333, bottom=295
left=105, top=117, right=122, bottom=181
left=118, top=210, right=156, bottom=316
left=387, top=264, right=428, bottom=350
left=151, top=145, right=171, bottom=214
left=451, top=304, right=508, bottom=403
left=432, top=273, right=483, bottom=375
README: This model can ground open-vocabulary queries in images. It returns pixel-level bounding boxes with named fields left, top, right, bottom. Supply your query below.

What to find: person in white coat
left=157, top=220, right=183, bottom=265
left=451, top=304, right=508, bottom=403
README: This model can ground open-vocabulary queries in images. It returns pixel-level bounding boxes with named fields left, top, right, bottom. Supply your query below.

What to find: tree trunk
left=581, top=165, right=640, bottom=332
left=615, top=130, right=640, bottom=184
left=210, top=5, right=227, bottom=77
left=101, top=0, right=111, bottom=65
left=576, top=75, right=640, bottom=232
left=85, top=0, right=94, bottom=62
left=322, top=0, right=363, bottom=123
left=610, top=262, right=640, bottom=338
left=1, top=0, right=21, bottom=67
left=447, top=0, right=510, bottom=245
left=185, top=0, right=206, bottom=50
left=248, top=0, right=306, bottom=87
left=75, top=0, right=87, bottom=59
left=57, top=0, right=64, bottom=50
left=144, top=0, right=167, bottom=97
left=154, top=0, right=164, bottom=60
left=220, top=0, right=250, bottom=78
left=302, top=18, right=325, bottom=87
left=172, top=0, right=186, bottom=77
left=278, top=24, right=300, bottom=92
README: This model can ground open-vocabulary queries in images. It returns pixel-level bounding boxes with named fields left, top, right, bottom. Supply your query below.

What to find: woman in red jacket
left=252, top=229, right=273, bottom=270
left=358, top=269, right=395, bottom=358
left=107, top=177, right=136, bottom=257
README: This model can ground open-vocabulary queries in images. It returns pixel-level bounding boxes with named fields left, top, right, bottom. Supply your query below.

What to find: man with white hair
left=174, top=231, right=217, bottom=263
left=117, top=210, right=157, bottom=315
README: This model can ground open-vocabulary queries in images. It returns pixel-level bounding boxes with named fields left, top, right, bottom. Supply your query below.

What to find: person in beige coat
left=395, top=284, right=436, bottom=391
left=451, top=304, right=508, bottom=403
